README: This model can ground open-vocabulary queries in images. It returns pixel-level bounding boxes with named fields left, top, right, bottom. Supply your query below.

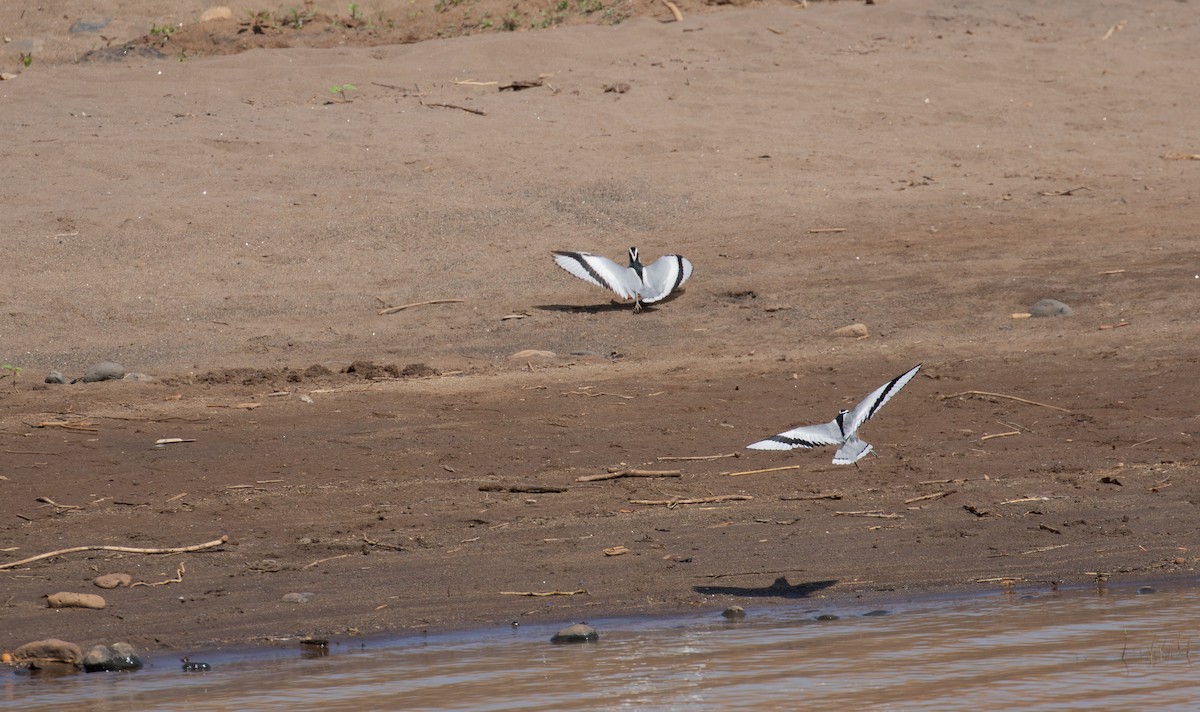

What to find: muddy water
left=5, top=583, right=1198, bottom=711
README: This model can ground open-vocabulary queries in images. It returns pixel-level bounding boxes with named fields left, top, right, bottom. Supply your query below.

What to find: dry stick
left=940, top=390, right=1071, bottom=413
left=131, top=561, right=186, bottom=587
left=1130, top=437, right=1158, bottom=448
left=565, top=390, right=635, bottom=399
left=498, top=588, right=589, bottom=597
left=904, top=491, right=954, bottom=504
left=980, top=431, right=1020, bottom=442
left=834, top=510, right=904, bottom=519
left=808, top=227, right=847, bottom=233
left=378, top=298, right=465, bottom=315
left=2, top=449, right=56, bottom=455
left=423, top=102, right=486, bottom=116
left=780, top=492, right=843, bottom=501
left=36, top=497, right=81, bottom=510
left=658, top=452, right=738, bottom=462
left=1000, top=496, right=1049, bottom=505
left=302, top=554, right=352, bottom=570
left=631, top=495, right=753, bottom=507
left=920, top=478, right=970, bottom=485
left=726, top=464, right=803, bottom=477
left=1021, top=544, right=1070, bottom=556
left=577, top=469, right=681, bottom=482
left=660, top=0, right=684, bottom=21
left=0, top=535, right=228, bottom=570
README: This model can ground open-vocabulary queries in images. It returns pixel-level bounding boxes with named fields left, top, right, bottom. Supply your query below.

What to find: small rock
left=1029, top=298, right=1072, bottom=317
left=94, top=573, right=132, bottom=589
left=45, top=370, right=67, bottom=384
left=83, top=643, right=143, bottom=673
left=862, top=609, right=890, bottom=617
left=46, top=592, right=107, bottom=609
left=1174, top=557, right=1187, bottom=566
left=13, top=639, right=83, bottom=668
left=123, top=372, right=154, bottom=382
left=1136, top=586, right=1157, bottom=595
left=69, top=17, right=111, bottom=33
left=551, top=623, right=599, bottom=644
left=509, top=349, right=556, bottom=360
left=200, top=6, right=234, bottom=22
left=282, top=592, right=314, bottom=604
left=82, top=361, right=125, bottom=383
left=815, top=614, right=839, bottom=621
left=831, top=323, right=869, bottom=338
left=721, top=605, right=746, bottom=619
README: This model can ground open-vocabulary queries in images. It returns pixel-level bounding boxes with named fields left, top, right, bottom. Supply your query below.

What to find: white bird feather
left=552, top=247, right=693, bottom=312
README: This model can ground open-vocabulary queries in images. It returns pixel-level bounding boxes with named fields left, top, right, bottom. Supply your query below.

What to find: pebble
left=46, top=592, right=107, bottom=609
left=815, top=614, right=840, bottom=621
left=82, top=361, right=125, bottom=383
left=45, top=370, right=67, bottom=384
left=509, top=349, right=556, bottom=360
left=831, top=323, right=869, bottom=338
left=200, top=6, right=234, bottom=22
left=94, top=573, right=132, bottom=589
left=721, top=605, right=746, bottom=620
left=551, top=623, right=599, bottom=644
left=83, top=642, right=143, bottom=673
left=1136, top=586, right=1157, bottom=595
left=123, top=372, right=155, bottom=382
left=862, top=609, right=890, bottom=617
left=282, top=592, right=314, bottom=604
left=69, top=17, right=111, bottom=33
left=13, top=639, right=83, bottom=668
left=1029, top=298, right=1073, bottom=317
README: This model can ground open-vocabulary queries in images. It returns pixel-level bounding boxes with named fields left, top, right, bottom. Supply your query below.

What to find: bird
left=552, top=247, right=693, bottom=312
left=746, top=364, right=922, bottom=465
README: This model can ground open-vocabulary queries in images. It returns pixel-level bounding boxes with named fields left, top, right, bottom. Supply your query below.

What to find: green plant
left=19, top=52, right=32, bottom=67
left=285, top=6, right=317, bottom=28
left=348, top=3, right=364, bottom=20
left=501, top=10, right=520, bottom=30
left=149, top=23, right=176, bottom=45
left=1, top=364, right=22, bottom=391
left=329, top=83, right=357, bottom=102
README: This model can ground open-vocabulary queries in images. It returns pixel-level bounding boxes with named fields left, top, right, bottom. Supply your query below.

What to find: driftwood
left=378, top=298, right=465, bottom=315
left=479, top=484, right=568, bottom=493
left=726, top=464, right=803, bottom=477
left=0, top=535, right=228, bottom=570
left=576, top=469, right=681, bottom=482
left=660, top=0, right=683, bottom=21
left=631, top=495, right=752, bottom=507
left=657, top=453, right=738, bottom=462
left=498, top=588, right=589, bottom=597
left=780, top=492, right=843, bottom=501
left=904, top=491, right=954, bottom=504
left=131, top=561, right=186, bottom=587
left=940, top=390, right=1070, bottom=413
left=833, top=510, right=903, bottom=519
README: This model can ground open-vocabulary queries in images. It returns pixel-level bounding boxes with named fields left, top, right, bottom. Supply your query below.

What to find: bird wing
left=746, top=419, right=843, bottom=451
left=841, top=364, right=922, bottom=437
left=831, top=436, right=873, bottom=465
left=638, top=254, right=694, bottom=304
left=552, top=251, right=640, bottom=300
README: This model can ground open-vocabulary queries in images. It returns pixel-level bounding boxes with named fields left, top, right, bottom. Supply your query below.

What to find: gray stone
left=1029, top=298, right=1072, bottom=317
left=82, top=361, right=125, bottom=382
left=123, top=372, right=154, bottom=382
left=282, top=592, right=314, bottom=603
left=45, top=370, right=67, bottom=384
left=84, top=642, right=143, bottom=672
left=551, top=623, right=599, bottom=644
left=721, top=605, right=746, bottom=619
left=69, top=17, right=111, bottom=33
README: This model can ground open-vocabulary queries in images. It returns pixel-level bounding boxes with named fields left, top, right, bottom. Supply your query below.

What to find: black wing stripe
left=557, top=251, right=615, bottom=293
left=670, top=255, right=686, bottom=292
left=770, top=435, right=825, bottom=448
left=863, top=371, right=906, bottom=422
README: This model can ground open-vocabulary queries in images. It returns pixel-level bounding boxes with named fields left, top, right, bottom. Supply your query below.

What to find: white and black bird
left=552, top=247, right=693, bottom=312
left=746, top=364, right=922, bottom=465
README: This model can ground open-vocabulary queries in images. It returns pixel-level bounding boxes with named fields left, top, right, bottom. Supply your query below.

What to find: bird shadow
left=534, top=289, right=687, bottom=314
left=693, top=577, right=838, bottom=599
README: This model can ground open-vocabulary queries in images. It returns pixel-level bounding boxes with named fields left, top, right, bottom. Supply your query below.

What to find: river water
left=4, top=582, right=1198, bottom=711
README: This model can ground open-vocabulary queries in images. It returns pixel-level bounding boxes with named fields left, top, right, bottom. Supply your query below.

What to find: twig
left=2, top=449, right=56, bottom=455
left=36, top=497, right=82, bottom=511
left=976, top=576, right=1025, bottom=584
left=808, top=227, right=847, bottom=234
left=422, top=101, right=486, bottom=116
left=577, top=469, right=681, bottom=482
left=1099, top=321, right=1131, bottom=331
left=1038, top=186, right=1089, bottom=196
left=726, top=464, right=803, bottom=477
left=131, top=561, right=186, bottom=587
left=1000, top=496, right=1049, bottom=505
left=1021, top=544, right=1070, bottom=555
left=660, top=0, right=684, bottom=21
left=904, top=491, right=954, bottom=504
left=920, top=478, right=970, bottom=485
left=362, top=535, right=406, bottom=551
left=564, top=390, right=635, bottom=399
left=780, top=492, right=843, bottom=501
left=980, top=431, right=1020, bottom=442
left=453, top=79, right=498, bottom=86
left=498, top=588, right=589, bottom=597
left=631, top=495, right=753, bottom=507
left=302, top=554, right=352, bottom=570
left=35, top=420, right=99, bottom=432
left=479, top=484, right=568, bottom=493
left=834, top=510, right=903, bottom=519
left=378, top=298, right=465, bottom=315
left=1130, top=437, right=1158, bottom=448
left=0, top=535, right=228, bottom=570
left=940, top=390, right=1071, bottom=413
left=658, top=452, right=738, bottom=462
